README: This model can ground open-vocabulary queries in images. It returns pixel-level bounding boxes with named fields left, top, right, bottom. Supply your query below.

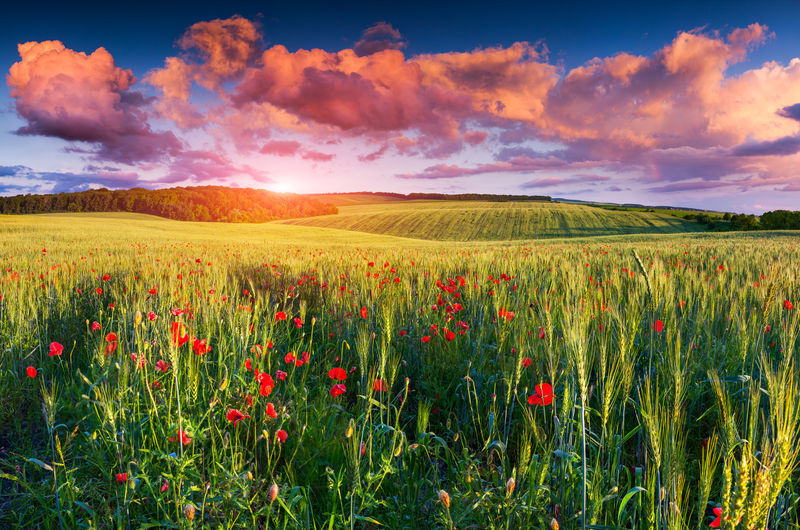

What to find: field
left=281, top=200, right=705, bottom=240
left=1, top=211, right=799, bottom=528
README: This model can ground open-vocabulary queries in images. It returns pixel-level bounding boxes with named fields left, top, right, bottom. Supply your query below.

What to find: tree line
left=685, top=210, right=800, bottom=231
left=0, top=186, right=338, bottom=223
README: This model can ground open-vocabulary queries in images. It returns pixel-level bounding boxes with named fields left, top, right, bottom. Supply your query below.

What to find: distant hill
left=0, top=186, right=337, bottom=223
left=281, top=200, right=706, bottom=241
left=307, top=191, right=551, bottom=206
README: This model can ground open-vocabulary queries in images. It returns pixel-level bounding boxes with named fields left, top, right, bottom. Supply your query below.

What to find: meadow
left=1, top=211, right=799, bottom=529
left=281, top=200, right=704, bottom=241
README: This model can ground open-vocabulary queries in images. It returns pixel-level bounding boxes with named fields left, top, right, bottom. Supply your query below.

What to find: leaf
left=27, top=457, right=53, bottom=471
left=617, top=486, right=646, bottom=526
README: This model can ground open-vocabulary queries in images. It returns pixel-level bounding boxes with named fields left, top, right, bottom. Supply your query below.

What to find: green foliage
left=0, top=186, right=338, bottom=222
left=1, top=214, right=800, bottom=528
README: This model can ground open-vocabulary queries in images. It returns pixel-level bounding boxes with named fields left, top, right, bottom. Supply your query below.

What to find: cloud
left=354, top=22, right=407, bottom=57
left=397, top=155, right=582, bottom=179
left=521, top=174, right=609, bottom=188
left=731, top=135, right=800, bottom=157
left=0, top=164, right=142, bottom=195
left=259, top=140, right=301, bottom=156
left=301, top=150, right=335, bottom=162
left=778, top=103, right=800, bottom=122
left=8, top=40, right=182, bottom=164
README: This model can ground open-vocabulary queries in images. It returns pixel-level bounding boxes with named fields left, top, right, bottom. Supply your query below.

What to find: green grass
left=2, top=212, right=800, bottom=529
left=280, top=200, right=706, bottom=240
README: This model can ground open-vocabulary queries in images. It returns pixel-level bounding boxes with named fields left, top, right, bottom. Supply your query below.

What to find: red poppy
left=105, top=332, right=117, bottom=342
left=170, top=430, right=191, bottom=445
left=49, top=341, right=63, bottom=357
left=91, top=321, right=101, bottom=331
left=266, top=402, right=278, bottom=419
left=171, top=322, right=189, bottom=347
left=538, top=328, right=546, bottom=340
left=421, top=336, right=431, bottom=343
left=275, top=370, right=287, bottom=381
left=527, top=383, right=554, bottom=406
left=245, top=358, right=252, bottom=371
left=95, top=288, right=103, bottom=296
left=155, top=360, right=170, bottom=372
left=275, top=311, right=287, bottom=321
left=654, top=320, right=663, bottom=333
left=399, top=330, right=407, bottom=337
left=104, top=332, right=118, bottom=355
left=445, top=330, right=456, bottom=341
left=258, top=373, right=275, bottom=397
left=115, top=472, right=127, bottom=483
left=148, top=311, right=158, bottom=321
left=226, top=408, right=250, bottom=425
left=275, top=429, right=288, bottom=443
left=373, top=379, right=388, bottom=392
left=293, top=317, right=303, bottom=328
left=360, top=307, right=368, bottom=319
left=284, top=352, right=296, bottom=364
left=192, top=337, right=211, bottom=355
left=26, top=366, right=37, bottom=378
left=785, top=300, right=794, bottom=311
left=522, top=357, right=532, bottom=368
left=148, top=287, right=157, bottom=295
left=710, top=507, right=722, bottom=528
left=160, top=479, right=169, bottom=492
left=102, top=274, right=111, bottom=281
left=328, top=367, right=347, bottom=380
left=330, top=384, right=346, bottom=397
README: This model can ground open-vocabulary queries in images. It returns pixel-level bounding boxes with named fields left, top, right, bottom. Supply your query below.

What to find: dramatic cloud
left=354, top=22, right=407, bottom=57
left=6, top=18, right=800, bottom=200
left=7, top=40, right=182, bottom=164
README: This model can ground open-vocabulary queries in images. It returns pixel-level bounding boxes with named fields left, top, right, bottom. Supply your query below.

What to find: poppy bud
left=393, top=443, right=402, bottom=457
left=247, top=471, right=253, bottom=481
left=506, top=477, right=515, bottom=496
left=345, top=418, right=355, bottom=438
left=409, top=443, right=420, bottom=451
left=183, top=503, right=196, bottom=521
left=269, top=483, right=279, bottom=502
left=550, top=518, right=559, bottom=530
left=134, top=311, right=142, bottom=327
left=438, top=489, right=450, bottom=509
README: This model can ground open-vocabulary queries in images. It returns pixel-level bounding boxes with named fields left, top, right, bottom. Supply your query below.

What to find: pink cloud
left=7, top=40, right=182, bottom=164
left=301, top=150, right=335, bottom=162
left=259, top=140, right=302, bottom=156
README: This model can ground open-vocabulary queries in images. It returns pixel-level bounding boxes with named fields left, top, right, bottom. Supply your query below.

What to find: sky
left=2, top=0, right=800, bottom=213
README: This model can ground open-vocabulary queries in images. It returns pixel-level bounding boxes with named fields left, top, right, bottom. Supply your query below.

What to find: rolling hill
left=279, top=200, right=706, bottom=241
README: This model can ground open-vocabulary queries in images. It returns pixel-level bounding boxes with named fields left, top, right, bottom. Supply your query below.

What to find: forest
left=0, top=186, right=338, bottom=222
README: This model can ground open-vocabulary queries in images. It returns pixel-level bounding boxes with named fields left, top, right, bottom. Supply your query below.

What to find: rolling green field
left=1, top=212, right=800, bottom=529
left=281, top=200, right=706, bottom=240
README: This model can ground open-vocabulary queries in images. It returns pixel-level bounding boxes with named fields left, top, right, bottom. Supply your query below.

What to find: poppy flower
left=654, top=320, right=663, bottom=333
left=91, top=321, right=101, bottom=331
left=330, top=384, right=346, bottom=397
left=170, top=430, right=191, bottom=445
left=155, top=360, right=170, bottom=373
left=328, top=367, right=347, bottom=380
left=293, top=317, right=303, bottom=328
left=399, top=330, right=407, bottom=337
left=226, top=408, right=250, bottom=425
left=26, top=366, right=37, bottom=378
left=275, top=311, right=287, bottom=321
left=373, top=379, right=388, bottom=392
left=445, top=330, right=456, bottom=341
left=710, top=507, right=722, bottom=528
left=171, top=322, right=189, bottom=347
left=245, top=358, right=252, bottom=371
left=266, top=402, right=277, bottom=419
left=148, top=311, right=158, bottom=321
left=360, top=307, right=368, bottom=319
left=258, top=373, right=275, bottom=397
left=192, top=337, right=211, bottom=355
left=284, top=352, right=296, bottom=364
left=421, top=336, right=431, bottom=343
left=275, top=370, right=287, bottom=381
left=160, top=479, right=169, bottom=492
left=528, top=383, right=554, bottom=406
left=49, top=342, right=63, bottom=357
left=95, top=288, right=103, bottom=296
left=522, top=357, right=532, bottom=368
left=105, top=333, right=118, bottom=355
left=115, top=472, right=127, bottom=483
left=102, top=274, right=111, bottom=281
left=275, top=429, right=288, bottom=443
left=785, top=300, right=794, bottom=311
left=538, top=328, right=546, bottom=340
